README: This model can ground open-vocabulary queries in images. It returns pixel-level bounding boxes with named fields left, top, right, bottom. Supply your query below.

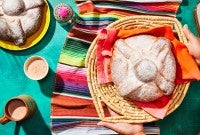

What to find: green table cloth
left=0, top=0, right=200, bottom=135
left=158, top=1, right=200, bottom=135
left=0, top=0, right=77, bottom=134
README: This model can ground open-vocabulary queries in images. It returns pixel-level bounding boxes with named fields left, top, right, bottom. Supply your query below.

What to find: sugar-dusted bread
left=0, top=0, right=44, bottom=45
left=111, top=35, right=176, bottom=102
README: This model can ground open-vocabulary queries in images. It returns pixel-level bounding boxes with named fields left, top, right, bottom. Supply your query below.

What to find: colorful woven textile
left=51, top=0, right=182, bottom=134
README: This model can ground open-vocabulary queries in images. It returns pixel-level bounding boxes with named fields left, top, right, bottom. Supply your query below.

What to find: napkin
left=117, top=26, right=200, bottom=83
left=133, top=95, right=172, bottom=119
left=96, top=29, right=119, bottom=84
left=96, top=26, right=200, bottom=119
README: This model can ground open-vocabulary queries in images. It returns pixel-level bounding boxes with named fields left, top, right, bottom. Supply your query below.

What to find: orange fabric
left=117, top=26, right=200, bottom=82
left=172, top=39, right=200, bottom=80
left=118, top=26, right=174, bottom=40
left=116, top=26, right=200, bottom=119
left=96, top=26, right=200, bottom=119
left=52, top=94, right=110, bottom=117
left=78, top=1, right=96, bottom=13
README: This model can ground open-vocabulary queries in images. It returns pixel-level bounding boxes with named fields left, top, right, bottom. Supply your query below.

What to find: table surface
left=0, top=0, right=77, bottom=134
left=0, top=0, right=200, bottom=135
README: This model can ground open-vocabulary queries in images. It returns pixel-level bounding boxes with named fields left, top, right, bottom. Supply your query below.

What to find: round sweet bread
left=2, top=0, right=25, bottom=16
left=0, top=0, right=45, bottom=45
left=110, top=35, right=176, bottom=102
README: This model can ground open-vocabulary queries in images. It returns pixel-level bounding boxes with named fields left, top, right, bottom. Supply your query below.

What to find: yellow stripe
left=59, top=55, right=85, bottom=67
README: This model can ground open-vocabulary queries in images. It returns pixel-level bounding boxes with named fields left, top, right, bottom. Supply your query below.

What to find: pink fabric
left=96, top=28, right=119, bottom=84
left=141, top=102, right=171, bottom=119
left=133, top=95, right=172, bottom=119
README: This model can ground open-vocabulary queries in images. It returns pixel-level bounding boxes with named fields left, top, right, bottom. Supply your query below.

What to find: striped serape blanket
left=51, top=0, right=182, bottom=134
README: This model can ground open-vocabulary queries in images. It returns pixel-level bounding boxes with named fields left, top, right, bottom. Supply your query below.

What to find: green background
left=0, top=0, right=78, bottom=134
left=158, top=1, right=200, bottom=135
left=0, top=0, right=200, bottom=135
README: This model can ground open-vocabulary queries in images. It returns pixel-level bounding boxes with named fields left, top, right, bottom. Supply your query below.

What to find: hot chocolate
left=24, top=56, right=49, bottom=80
left=7, top=99, right=27, bottom=120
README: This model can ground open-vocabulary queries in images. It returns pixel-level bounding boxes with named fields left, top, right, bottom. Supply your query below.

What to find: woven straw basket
left=85, top=15, right=190, bottom=123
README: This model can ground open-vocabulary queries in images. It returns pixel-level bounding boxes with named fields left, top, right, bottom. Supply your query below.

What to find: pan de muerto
left=0, top=0, right=45, bottom=45
left=111, top=35, right=176, bottom=102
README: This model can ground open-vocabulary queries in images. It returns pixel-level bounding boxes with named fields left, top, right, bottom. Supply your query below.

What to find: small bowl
left=24, top=56, right=49, bottom=80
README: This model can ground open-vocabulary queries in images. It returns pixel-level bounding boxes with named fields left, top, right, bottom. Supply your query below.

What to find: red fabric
left=52, top=94, right=110, bottom=117
left=69, top=28, right=97, bottom=42
left=133, top=95, right=172, bottom=109
left=96, top=28, right=119, bottom=84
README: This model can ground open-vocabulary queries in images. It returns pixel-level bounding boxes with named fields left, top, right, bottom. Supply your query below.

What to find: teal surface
left=1, top=0, right=200, bottom=135
left=158, top=1, right=200, bottom=135
left=0, top=0, right=78, bottom=134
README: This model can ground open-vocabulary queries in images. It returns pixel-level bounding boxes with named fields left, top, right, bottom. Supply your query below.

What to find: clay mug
left=24, top=56, right=49, bottom=80
left=0, top=95, right=36, bottom=124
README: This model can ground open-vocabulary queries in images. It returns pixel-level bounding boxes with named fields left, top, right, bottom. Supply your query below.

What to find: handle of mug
left=0, top=114, right=10, bottom=124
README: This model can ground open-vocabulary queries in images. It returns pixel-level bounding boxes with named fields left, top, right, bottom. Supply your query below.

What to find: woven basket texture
left=85, top=15, right=190, bottom=123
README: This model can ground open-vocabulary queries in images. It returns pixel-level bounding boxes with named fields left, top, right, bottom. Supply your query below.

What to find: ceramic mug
left=0, top=95, right=36, bottom=124
left=24, top=56, right=49, bottom=80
